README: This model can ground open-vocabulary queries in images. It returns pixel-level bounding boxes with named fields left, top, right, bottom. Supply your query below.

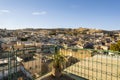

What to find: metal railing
left=0, top=46, right=120, bottom=80
left=62, top=48, right=120, bottom=80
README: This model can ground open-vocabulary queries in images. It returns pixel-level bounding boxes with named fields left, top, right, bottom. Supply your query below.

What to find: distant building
left=17, top=41, right=41, bottom=47
left=101, top=45, right=109, bottom=50
left=0, top=41, right=2, bottom=51
left=0, top=37, right=17, bottom=43
left=0, top=58, right=32, bottom=80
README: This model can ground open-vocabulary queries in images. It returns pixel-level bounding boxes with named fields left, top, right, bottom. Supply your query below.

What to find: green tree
left=51, top=46, right=67, bottom=77
left=110, top=43, right=119, bottom=51
left=117, top=40, right=120, bottom=49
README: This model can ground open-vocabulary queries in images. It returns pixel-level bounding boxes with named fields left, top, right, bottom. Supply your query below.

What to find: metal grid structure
left=62, top=48, right=120, bottom=80
left=0, top=46, right=120, bottom=80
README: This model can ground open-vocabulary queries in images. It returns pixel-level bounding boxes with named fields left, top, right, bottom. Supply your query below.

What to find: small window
left=35, top=65, right=37, bottom=68
left=29, top=67, right=32, bottom=70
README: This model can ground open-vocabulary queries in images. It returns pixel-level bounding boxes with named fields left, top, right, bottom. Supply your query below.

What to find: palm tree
left=51, top=46, right=66, bottom=78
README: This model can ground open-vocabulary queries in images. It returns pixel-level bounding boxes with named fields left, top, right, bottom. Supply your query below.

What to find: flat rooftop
left=64, top=55, right=120, bottom=80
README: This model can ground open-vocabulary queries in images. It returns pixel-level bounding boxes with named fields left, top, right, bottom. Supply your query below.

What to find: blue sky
left=0, top=0, right=120, bottom=30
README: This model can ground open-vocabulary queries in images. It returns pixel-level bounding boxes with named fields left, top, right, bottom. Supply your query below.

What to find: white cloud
left=0, top=9, right=10, bottom=15
left=0, top=9, right=10, bottom=13
left=32, top=11, right=47, bottom=15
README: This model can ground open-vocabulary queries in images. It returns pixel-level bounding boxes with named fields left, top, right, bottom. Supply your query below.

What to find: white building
left=0, top=37, right=17, bottom=43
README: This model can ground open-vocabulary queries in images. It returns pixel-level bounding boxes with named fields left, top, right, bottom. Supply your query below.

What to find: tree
left=21, top=38, right=28, bottom=41
left=51, top=46, right=66, bottom=77
left=117, top=40, right=120, bottom=49
left=110, top=43, right=119, bottom=51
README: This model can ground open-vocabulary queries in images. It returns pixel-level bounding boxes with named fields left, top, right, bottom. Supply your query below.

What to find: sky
left=0, top=0, right=120, bottom=30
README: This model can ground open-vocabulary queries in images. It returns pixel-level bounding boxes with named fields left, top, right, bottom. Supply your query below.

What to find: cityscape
left=0, top=0, right=120, bottom=80
left=0, top=28, right=120, bottom=80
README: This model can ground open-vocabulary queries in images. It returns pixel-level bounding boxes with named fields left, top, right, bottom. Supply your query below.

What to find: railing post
left=15, top=49, right=18, bottom=80
left=8, top=46, right=13, bottom=80
left=55, top=45, right=59, bottom=54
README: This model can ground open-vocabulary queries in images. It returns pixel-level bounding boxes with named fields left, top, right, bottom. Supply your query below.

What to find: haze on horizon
left=0, top=0, right=120, bottom=30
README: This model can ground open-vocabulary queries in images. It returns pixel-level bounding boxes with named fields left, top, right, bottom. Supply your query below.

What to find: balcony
left=0, top=46, right=120, bottom=80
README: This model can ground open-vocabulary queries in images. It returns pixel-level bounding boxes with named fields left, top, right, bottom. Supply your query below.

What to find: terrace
left=0, top=46, right=120, bottom=80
